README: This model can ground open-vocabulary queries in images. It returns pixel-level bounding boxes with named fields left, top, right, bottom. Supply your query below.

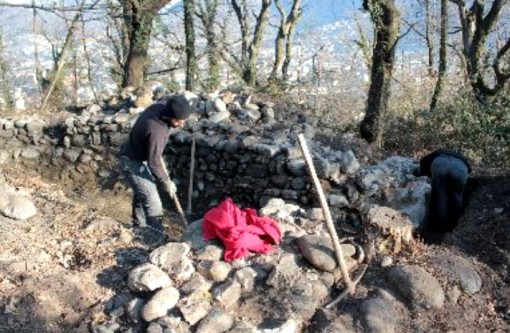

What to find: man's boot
left=137, top=216, right=164, bottom=246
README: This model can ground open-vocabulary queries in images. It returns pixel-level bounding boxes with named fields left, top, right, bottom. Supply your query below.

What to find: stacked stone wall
left=0, top=115, right=359, bottom=214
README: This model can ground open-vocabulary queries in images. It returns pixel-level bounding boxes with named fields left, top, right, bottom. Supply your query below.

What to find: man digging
left=118, top=95, right=191, bottom=246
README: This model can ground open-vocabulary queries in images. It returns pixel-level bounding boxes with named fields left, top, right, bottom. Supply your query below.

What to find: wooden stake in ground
left=187, top=138, right=196, bottom=215
left=297, top=134, right=367, bottom=307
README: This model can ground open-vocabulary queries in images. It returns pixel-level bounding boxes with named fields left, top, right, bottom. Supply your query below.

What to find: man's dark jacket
left=419, top=149, right=472, bottom=177
left=119, top=102, right=171, bottom=183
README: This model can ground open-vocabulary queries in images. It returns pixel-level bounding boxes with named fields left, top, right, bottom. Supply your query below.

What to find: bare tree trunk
left=230, top=0, right=249, bottom=71
left=40, top=0, right=85, bottom=111
left=360, top=0, right=400, bottom=147
left=207, top=39, right=220, bottom=90
left=0, top=30, right=14, bottom=110
left=72, top=46, right=78, bottom=105
left=430, top=0, right=448, bottom=111
left=270, top=7, right=286, bottom=82
left=450, top=0, right=510, bottom=99
left=32, top=1, right=42, bottom=93
left=81, top=16, right=98, bottom=102
left=230, top=0, right=271, bottom=87
left=106, top=0, right=127, bottom=88
left=424, top=0, right=434, bottom=77
left=121, top=0, right=173, bottom=90
left=184, top=0, right=197, bottom=91
left=282, top=21, right=297, bottom=81
left=122, top=6, right=153, bottom=88
left=197, top=0, right=220, bottom=91
left=270, top=0, right=302, bottom=85
left=245, top=0, right=271, bottom=86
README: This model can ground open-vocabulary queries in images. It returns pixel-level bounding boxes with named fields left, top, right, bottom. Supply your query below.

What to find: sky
left=0, top=0, right=359, bottom=22
left=305, top=0, right=359, bottom=23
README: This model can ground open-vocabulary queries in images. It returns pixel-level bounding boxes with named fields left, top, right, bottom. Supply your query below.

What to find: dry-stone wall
left=0, top=117, right=51, bottom=162
left=0, top=110, right=361, bottom=214
left=0, top=88, right=431, bottom=223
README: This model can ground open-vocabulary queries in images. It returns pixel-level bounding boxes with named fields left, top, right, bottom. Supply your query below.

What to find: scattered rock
left=387, top=265, right=445, bottom=309
left=180, top=273, right=212, bottom=296
left=196, top=308, right=234, bottom=333
left=430, top=252, right=482, bottom=295
left=149, top=242, right=195, bottom=281
left=92, top=321, right=120, bottom=333
left=127, top=263, right=173, bottom=293
left=361, top=296, right=398, bottom=333
left=125, top=298, right=144, bottom=323
left=146, top=322, right=163, bottom=333
left=196, top=260, right=232, bottom=282
left=447, top=285, right=462, bottom=304
left=177, top=293, right=212, bottom=325
left=380, top=256, right=394, bottom=267
left=212, top=279, right=242, bottom=308
left=234, top=267, right=257, bottom=293
left=297, top=235, right=356, bottom=272
left=196, top=243, right=224, bottom=261
left=0, top=192, right=37, bottom=220
left=141, top=286, right=180, bottom=322
left=365, top=205, right=414, bottom=254
left=266, top=253, right=301, bottom=287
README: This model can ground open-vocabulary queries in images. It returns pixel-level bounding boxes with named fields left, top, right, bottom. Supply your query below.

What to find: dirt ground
left=0, top=162, right=509, bottom=333
left=445, top=176, right=510, bottom=327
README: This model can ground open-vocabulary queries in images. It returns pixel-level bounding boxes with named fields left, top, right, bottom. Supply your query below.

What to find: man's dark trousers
left=428, top=155, right=469, bottom=232
left=118, top=156, right=164, bottom=238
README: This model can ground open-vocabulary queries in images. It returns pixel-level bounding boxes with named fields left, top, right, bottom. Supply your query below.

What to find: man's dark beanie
left=164, top=95, right=191, bottom=120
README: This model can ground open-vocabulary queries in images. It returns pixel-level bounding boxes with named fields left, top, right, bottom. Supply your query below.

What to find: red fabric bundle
left=203, top=197, right=282, bottom=261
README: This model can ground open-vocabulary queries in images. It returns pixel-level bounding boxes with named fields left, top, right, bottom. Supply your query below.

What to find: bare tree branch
left=146, top=64, right=181, bottom=76
left=0, top=1, right=117, bottom=12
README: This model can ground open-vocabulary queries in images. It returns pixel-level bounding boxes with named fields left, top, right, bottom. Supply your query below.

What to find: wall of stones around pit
left=0, top=114, right=362, bottom=215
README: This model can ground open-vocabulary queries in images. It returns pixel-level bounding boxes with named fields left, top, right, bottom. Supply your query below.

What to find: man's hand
left=163, top=179, right=177, bottom=199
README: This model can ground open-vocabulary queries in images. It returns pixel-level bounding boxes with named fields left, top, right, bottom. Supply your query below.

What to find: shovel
left=170, top=192, right=188, bottom=227
left=160, top=156, right=188, bottom=227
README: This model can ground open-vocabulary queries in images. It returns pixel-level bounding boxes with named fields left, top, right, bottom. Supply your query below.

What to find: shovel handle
left=160, top=156, right=188, bottom=227
left=172, top=195, right=188, bottom=227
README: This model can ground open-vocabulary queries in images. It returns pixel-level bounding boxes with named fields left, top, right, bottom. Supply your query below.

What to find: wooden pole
left=297, top=134, right=360, bottom=302
left=187, top=138, right=196, bottom=215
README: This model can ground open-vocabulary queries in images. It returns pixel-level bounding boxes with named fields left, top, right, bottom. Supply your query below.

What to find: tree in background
left=0, top=29, right=14, bottom=111
left=424, top=0, right=434, bottom=77
left=40, top=0, right=87, bottom=111
left=450, top=0, right=510, bottom=100
left=430, top=0, right=448, bottom=111
left=269, top=0, right=302, bottom=88
left=120, top=0, right=173, bottom=89
left=401, top=0, right=437, bottom=77
left=196, top=0, right=220, bottom=91
left=146, top=14, right=185, bottom=88
left=359, top=0, right=400, bottom=147
left=80, top=13, right=99, bottom=102
left=183, top=0, right=197, bottom=91
left=105, top=0, right=130, bottom=89
left=224, top=0, right=272, bottom=87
